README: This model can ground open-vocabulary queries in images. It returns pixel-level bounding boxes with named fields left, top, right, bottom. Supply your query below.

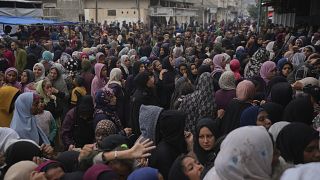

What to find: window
left=108, top=10, right=116, bottom=16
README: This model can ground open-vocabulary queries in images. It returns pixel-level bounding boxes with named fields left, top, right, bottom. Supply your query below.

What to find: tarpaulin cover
left=0, top=16, right=78, bottom=25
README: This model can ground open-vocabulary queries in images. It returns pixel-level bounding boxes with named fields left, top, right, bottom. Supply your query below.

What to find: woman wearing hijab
left=93, top=87, right=130, bottom=136
left=193, top=118, right=221, bottom=176
left=130, top=71, right=159, bottom=136
left=261, top=102, right=284, bottom=124
left=265, top=76, right=288, bottom=100
left=240, top=106, right=272, bottom=129
left=276, top=122, right=320, bottom=165
left=270, top=82, right=293, bottom=108
left=25, top=53, right=38, bottom=70
left=168, top=154, right=204, bottom=180
left=0, top=128, right=19, bottom=153
left=91, top=63, right=107, bottom=98
left=280, top=162, right=320, bottom=180
left=20, top=69, right=35, bottom=92
left=287, top=53, right=307, bottom=83
left=4, top=67, right=21, bottom=90
left=277, top=58, right=293, bottom=78
left=203, top=126, right=273, bottom=180
left=61, top=95, right=95, bottom=149
left=157, top=56, right=176, bottom=109
left=178, top=72, right=216, bottom=133
left=215, top=71, right=236, bottom=110
left=260, top=61, right=277, bottom=85
left=128, top=167, right=163, bottom=180
left=188, top=63, right=198, bottom=85
left=35, top=160, right=65, bottom=180
left=219, top=80, right=256, bottom=135
left=120, top=55, right=131, bottom=80
left=0, top=86, right=20, bottom=127
left=149, top=110, right=188, bottom=180
left=4, top=161, right=37, bottom=180
left=229, top=59, right=242, bottom=81
left=10, top=92, right=50, bottom=145
left=106, top=68, right=127, bottom=126
left=212, top=54, right=226, bottom=90
left=80, top=59, right=94, bottom=94
left=244, top=48, right=270, bottom=78
left=83, top=163, right=118, bottom=180
left=282, top=97, right=314, bottom=125
left=33, top=63, right=46, bottom=82
left=170, top=77, right=194, bottom=110
left=268, top=121, right=290, bottom=142
left=126, top=61, right=145, bottom=96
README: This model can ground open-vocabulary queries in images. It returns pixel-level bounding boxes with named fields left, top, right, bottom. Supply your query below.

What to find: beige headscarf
left=4, top=161, right=37, bottom=180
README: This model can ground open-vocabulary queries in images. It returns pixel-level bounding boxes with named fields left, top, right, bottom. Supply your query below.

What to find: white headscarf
left=218, top=71, right=236, bottom=90
left=0, top=128, right=19, bottom=152
left=120, top=55, right=130, bottom=75
left=107, top=68, right=122, bottom=86
left=268, top=121, right=290, bottom=142
left=204, top=126, right=273, bottom=180
left=280, top=162, right=320, bottom=180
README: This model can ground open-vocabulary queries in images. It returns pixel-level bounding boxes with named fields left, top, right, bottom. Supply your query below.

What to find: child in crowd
left=70, top=75, right=87, bottom=107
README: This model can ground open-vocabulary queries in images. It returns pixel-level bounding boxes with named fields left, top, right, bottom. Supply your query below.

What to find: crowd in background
left=0, top=18, right=320, bottom=179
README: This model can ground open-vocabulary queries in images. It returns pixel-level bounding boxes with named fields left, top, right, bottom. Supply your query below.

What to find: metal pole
left=202, top=0, right=205, bottom=29
left=257, top=0, right=262, bottom=34
left=95, top=0, right=98, bottom=23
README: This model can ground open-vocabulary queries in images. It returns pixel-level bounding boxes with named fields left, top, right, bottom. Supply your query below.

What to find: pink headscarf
left=260, top=61, right=276, bottom=84
left=230, top=59, right=241, bottom=80
left=236, top=80, right=256, bottom=101
left=91, top=63, right=106, bottom=98
left=5, top=67, right=21, bottom=90
left=212, top=54, right=225, bottom=76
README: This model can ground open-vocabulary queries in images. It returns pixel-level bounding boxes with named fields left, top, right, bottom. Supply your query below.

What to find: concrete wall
left=83, top=0, right=150, bottom=24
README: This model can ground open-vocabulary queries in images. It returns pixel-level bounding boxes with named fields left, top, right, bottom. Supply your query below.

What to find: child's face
left=43, top=82, right=53, bottom=96
left=6, top=70, right=17, bottom=83
left=20, top=71, right=29, bottom=84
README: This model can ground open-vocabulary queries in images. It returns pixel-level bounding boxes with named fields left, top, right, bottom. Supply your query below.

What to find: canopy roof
left=0, top=16, right=77, bottom=25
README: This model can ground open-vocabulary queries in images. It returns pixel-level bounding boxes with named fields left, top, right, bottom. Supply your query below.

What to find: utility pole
left=202, top=0, right=205, bottom=29
left=95, top=0, right=98, bottom=23
left=257, top=0, right=262, bottom=33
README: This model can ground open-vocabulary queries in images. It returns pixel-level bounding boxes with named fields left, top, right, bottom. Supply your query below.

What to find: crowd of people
left=0, top=19, right=320, bottom=180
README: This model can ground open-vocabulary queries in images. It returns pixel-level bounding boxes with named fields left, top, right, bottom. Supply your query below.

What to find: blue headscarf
left=240, top=106, right=264, bottom=127
left=10, top=92, right=50, bottom=145
left=128, top=167, right=159, bottom=180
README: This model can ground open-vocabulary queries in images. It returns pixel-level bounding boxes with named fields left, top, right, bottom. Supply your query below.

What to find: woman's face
left=100, top=66, right=108, bottom=77
left=49, top=69, right=58, bottom=80
left=267, top=68, right=277, bottom=80
left=33, top=65, right=43, bottom=78
left=295, top=40, right=303, bottom=47
left=191, top=65, right=198, bottom=75
left=109, top=95, right=117, bottom=106
left=160, top=48, right=165, bottom=55
left=139, top=64, right=145, bottom=73
left=98, top=55, right=106, bottom=63
left=45, top=167, right=65, bottom=180
left=124, top=57, right=131, bottom=67
left=31, top=97, right=44, bottom=115
left=43, top=81, right=53, bottom=96
left=155, top=61, right=162, bottom=71
left=146, top=75, right=155, bottom=88
left=303, top=48, right=312, bottom=58
left=20, top=71, right=29, bottom=84
left=182, top=157, right=203, bottom=180
left=6, top=71, right=17, bottom=83
left=303, top=139, right=320, bottom=163
left=82, top=56, right=89, bottom=61
left=169, top=57, right=175, bottom=67
left=256, top=111, right=272, bottom=129
left=116, top=61, right=121, bottom=68
left=281, top=64, right=292, bottom=77
left=198, top=127, right=215, bottom=151
left=179, top=65, right=187, bottom=75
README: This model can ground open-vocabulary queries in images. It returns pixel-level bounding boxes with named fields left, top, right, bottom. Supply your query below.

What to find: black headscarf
left=282, top=97, right=314, bottom=125
left=168, top=155, right=189, bottom=180
left=270, top=82, right=293, bottom=107
left=56, top=151, right=80, bottom=173
left=26, top=53, right=38, bottom=70
left=276, top=122, right=319, bottom=164
left=53, top=50, right=63, bottom=62
left=5, top=140, right=41, bottom=168
left=193, top=118, right=221, bottom=166
left=266, top=76, right=288, bottom=97
left=23, top=69, right=35, bottom=84
left=99, top=134, right=129, bottom=151
left=156, top=110, right=187, bottom=154
left=261, top=102, right=284, bottom=123
left=132, top=61, right=143, bottom=77
left=134, top=71, right=153, bottom=90
left=162, top=56, right=175, bottom=72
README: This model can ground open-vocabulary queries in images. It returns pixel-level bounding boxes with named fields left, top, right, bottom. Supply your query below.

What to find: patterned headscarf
left=244, top=48, right=270, bottom=78
left=95, top=87, right=115, bottom=110
left=178, top=72, right=216, bottom=133
left=218, top=71, right=236, bottom=90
